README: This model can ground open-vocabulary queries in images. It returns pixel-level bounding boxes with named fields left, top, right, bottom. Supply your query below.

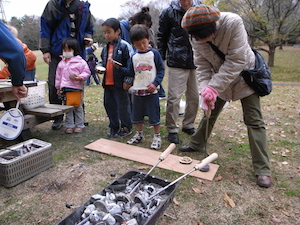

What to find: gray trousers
left=190, top=93, right=271, bottom=176
left=65, top=104, right=85, bottom=128
left=165, top=67, right=199, bottom=133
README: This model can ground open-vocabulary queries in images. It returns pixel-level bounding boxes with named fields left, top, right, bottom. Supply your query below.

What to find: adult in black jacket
left=157, top=0, right=201, bottom=144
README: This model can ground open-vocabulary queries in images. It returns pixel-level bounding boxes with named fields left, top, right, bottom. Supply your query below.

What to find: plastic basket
left=21, top=81, right=47, bottom=109
left=0, top=139, right=52, bottom=187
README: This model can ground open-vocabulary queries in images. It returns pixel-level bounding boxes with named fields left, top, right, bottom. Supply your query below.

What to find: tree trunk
left=268, top=45, right=276, bottom=67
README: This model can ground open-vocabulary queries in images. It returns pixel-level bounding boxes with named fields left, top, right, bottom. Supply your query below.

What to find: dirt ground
left=0, top=84, right=299, bottom=225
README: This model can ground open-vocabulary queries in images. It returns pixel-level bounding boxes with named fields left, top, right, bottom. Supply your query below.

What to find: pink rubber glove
left=201, top=86, right=218, bottom=110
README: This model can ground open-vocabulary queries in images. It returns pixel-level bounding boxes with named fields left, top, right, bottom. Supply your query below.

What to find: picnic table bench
left=0, top=80, right=74, bottom=140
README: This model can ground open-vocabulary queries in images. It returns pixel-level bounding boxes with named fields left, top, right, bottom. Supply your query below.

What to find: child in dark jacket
left=100, top=18, right=134, bottom=138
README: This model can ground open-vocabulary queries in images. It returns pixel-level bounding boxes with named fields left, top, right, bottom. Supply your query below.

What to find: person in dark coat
left=157, top=0, right=201, bottom=144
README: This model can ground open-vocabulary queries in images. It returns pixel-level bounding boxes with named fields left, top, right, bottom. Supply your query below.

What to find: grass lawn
left=0, top=46, right=299, bottom=225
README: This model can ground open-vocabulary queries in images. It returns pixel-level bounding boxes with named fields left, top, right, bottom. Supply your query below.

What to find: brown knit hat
left=181, top=5, right=220, bottom=31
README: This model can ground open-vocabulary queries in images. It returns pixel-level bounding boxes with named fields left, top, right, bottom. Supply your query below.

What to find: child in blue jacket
left=100, top=18, right=134, bottom=138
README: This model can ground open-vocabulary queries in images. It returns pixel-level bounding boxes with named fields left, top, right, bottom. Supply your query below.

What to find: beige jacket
left=191, top=12, right=255, bottom=101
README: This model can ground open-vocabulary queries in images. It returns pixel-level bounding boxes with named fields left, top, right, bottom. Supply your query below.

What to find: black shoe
left=182, top=128, right=195, bottom=135
left=107, top=129, right=118, bottom=138
left=51, top=118, right=63, bottom=130
left=179, top=146, right=198, bottom=152
left=117, top=128, right=132, bottom=138
left=168, top=133, right=179, bottom=144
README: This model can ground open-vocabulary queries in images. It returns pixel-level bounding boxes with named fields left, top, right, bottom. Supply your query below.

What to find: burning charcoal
left=126, top=218, right=139, bottom=225
left=113, top=213, right=125, bottom=223
left=89, top=210, right=102, bottom=224
left=91, top=194, right=106, bottom=202
left=108, top=193, right=116, bottom=202
left=115, top=193, right=131, bottom=203
left=121, top=212, right=131, bottom=221
left=82, top=221, right=91, bottom=225
left=84, top=204, right=96, bottom=217
left=143, top=185, right=155, bottom=194
left=94, top=200, right=108, bottom=213
left=134, top=194, right=148, bottom=208
left=95, top=222, right=105, bottom=225
left=108, top=204, right=122, bottom=215
left=102, top=213, right=116, bottom=225
left=129, top=204, right=140, bottom=217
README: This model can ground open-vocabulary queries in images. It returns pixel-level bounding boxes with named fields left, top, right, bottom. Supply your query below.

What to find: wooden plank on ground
left=25, top=104, right=74, bottom=117
left=85, top=138, right=219, bottom=181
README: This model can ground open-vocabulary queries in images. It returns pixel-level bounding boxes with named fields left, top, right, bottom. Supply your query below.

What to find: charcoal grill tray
left=56, top=169, right=179, bottom=225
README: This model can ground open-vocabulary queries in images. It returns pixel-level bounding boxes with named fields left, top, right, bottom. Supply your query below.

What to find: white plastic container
left=21, top=81, right=46, bottom=109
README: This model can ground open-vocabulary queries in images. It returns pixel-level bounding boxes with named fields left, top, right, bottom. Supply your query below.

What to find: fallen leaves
left=271, top=217, right=281, bottom=223
left=224, top=193, right=236, bottom=208
left=173, top=198, right=180, bottom=205
left=192, top=187, right=204, bottom=194
left=215, top=176, right=223, bottom=182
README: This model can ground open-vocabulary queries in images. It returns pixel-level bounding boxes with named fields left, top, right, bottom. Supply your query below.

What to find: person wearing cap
left=157, top=0, right=201, bottom=144
left=40, top=0, right=94, bottom=130
left=180, top=5, right=272, bottom=188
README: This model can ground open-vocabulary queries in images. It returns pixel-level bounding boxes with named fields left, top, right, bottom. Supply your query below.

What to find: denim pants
left=104, top=86, right=132, bottom=132
left=189, top=93, right=271, bottom=176
left=86, top=73, right=100, bottom=86
left=24, top=68, right=36, bottom=81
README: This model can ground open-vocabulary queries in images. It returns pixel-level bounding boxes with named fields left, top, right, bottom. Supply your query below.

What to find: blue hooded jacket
left=40, top=0, right=94, bottom=59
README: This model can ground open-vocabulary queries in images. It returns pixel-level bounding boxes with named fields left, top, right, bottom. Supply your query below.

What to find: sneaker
left=151, top=134, right=161, bottom=150
left=167, top=133, right=179, bottom=144
left=107, top=129, right=118, bottom=138
left=127, top=132, right=144, bottom=144
left=117, top=128, right=132, bottom=138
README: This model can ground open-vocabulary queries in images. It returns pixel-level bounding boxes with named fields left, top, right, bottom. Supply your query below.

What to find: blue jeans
left=86, top=73, right=100, bottom=86
left=24, top=68, right=36, bottom=81
left=104, top=86, right=132, bottom=132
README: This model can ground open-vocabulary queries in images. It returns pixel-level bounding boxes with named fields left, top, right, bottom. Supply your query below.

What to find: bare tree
left=118, top=0, right=171, bottom=46
left=225, top=0, right=300, bottom=66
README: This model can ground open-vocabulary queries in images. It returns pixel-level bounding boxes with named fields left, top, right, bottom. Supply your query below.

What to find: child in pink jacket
left=55, top=37, right=91, bottom=134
